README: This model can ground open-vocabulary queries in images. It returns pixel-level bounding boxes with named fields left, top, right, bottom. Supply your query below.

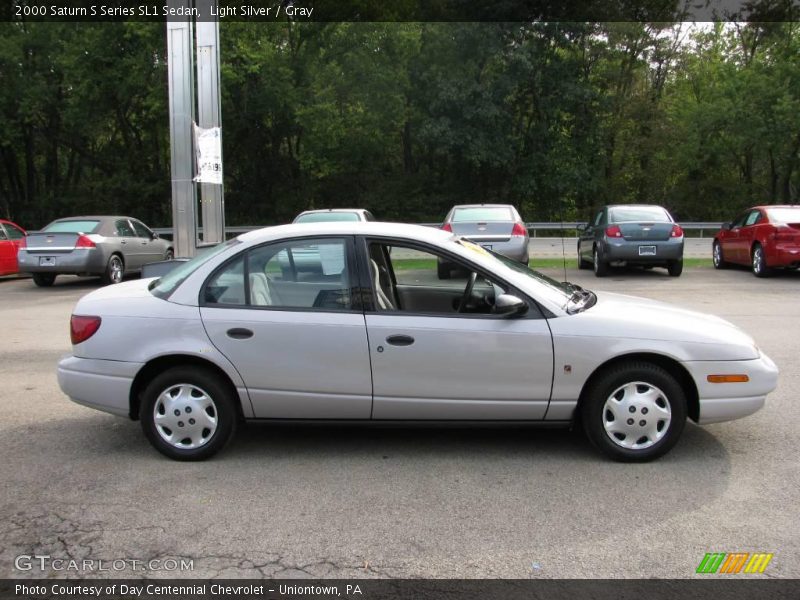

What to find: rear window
left=294, top=212, right=361, bottom=223
left=608, top=207, right=670, bottom=223
left=43, top=220, right=100, bottom=234
left=765, top=207, right=800, bottom=224
left=150, top=239, right=241, bottom=300
left=452, top=207, right=514, bottom=222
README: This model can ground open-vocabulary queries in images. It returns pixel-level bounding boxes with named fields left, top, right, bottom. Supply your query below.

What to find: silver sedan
left=57, top=222, right=777, bottom=462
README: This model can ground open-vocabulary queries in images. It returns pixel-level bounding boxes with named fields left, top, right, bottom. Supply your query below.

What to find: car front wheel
left=712, top=241, right=727, bottom=269
left=581, top=362, right=687, bottom=462
left=140, top=367, right=237, bottom=461
left=593, top=247, right=608, bottom=277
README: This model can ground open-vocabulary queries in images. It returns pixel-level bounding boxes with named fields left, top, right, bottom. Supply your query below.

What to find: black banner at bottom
left=3, top=579, right=800, bottom=600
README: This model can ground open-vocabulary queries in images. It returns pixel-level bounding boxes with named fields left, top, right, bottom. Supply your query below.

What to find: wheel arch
left=576, top=352, right=699, bottom=423
left=129, top=354, right=245, bottom=421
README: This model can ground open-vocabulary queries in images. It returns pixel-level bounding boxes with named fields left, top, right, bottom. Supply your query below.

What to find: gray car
left=578, top=204, right=684, bottom=277
left=18, top=216, right=173, bottom=287
left=439, top=204, right=529, bottom=278
left=293, top=208, right=376, bottom=223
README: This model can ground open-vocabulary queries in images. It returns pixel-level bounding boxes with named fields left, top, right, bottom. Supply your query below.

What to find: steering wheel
left=458, top=271, right=478, bottom=313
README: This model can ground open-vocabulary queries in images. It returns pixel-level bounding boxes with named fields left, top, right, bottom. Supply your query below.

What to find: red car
left=0, top=219, right=27, bottom=276
left=713, top=205, right=800, bottom=277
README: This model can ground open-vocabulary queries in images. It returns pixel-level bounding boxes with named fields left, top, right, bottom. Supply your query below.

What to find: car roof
left=605, top=204, right=668, bottom=209
left=239, top=221, right=449, bottom=245
left=751, top=205, right=800, bottom=210
left=51, top=215, right=133, bottom=221
left=296, top=208, right=366, bottom=214
left=451, top=204, right=516, bottom=209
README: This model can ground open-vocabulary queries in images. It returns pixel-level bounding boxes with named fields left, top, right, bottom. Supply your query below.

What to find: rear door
left=362, top=239, right=554, bottom=420
left=200, top=236, right=373, bottom=419
left=0, top=225, right=13, bottom=274
left=0, top=223, right=25, bottom=274
left=114, top=219, right=140, bottom=270
left=130, top=219, right=163, bottom=265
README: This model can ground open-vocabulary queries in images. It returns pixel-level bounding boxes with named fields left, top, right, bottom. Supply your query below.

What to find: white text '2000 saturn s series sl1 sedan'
left=58, top=222, right=778, bottom=461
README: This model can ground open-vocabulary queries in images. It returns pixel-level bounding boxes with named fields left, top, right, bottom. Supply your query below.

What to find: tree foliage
left=0, top=21, right=798, bottom=228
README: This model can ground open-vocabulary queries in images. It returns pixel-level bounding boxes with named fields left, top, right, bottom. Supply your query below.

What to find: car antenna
left=557, top=195, right=568, bottom=283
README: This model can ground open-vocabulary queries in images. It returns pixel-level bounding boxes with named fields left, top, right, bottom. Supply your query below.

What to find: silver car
left=293, top=208, right=376, bottom=223
left=439, top=204, right=529, bottom=278
left=58, top=222, right=777, bottom=462
left=578, top=204, right=685, bottom=277
left=18, top=216, right=173, bottom=287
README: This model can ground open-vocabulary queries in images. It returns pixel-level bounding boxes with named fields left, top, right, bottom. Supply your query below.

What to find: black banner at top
left=2, top=0, right=800, bottom=22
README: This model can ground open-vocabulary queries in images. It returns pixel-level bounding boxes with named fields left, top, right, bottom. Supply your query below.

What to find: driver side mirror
left=152, top=231, right=160, bottom=239
left=576, top=223, right=587, bottom=232
left=494, top=294, right=528, bottom=318
left=721, top=222, right=732, bottom=231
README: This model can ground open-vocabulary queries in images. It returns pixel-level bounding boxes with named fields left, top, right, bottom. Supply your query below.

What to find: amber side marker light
left=707, top=374, right=750, bottom=383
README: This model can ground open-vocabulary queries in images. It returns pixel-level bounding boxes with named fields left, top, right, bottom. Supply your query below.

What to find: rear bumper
left=603, top=238, right=684, bottom=263
left=684, top=352, right=779, bottom=425
left=767, top=243, right=800, bottom=267
left=17, top=248, right=106, bottom=274
left=462, top=237, right=529, bottom=262
left=57, top=355, right=142, bottom=418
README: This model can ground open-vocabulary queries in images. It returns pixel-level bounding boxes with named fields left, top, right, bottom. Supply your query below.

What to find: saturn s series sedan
left=58, top=222, right=778, bottom=462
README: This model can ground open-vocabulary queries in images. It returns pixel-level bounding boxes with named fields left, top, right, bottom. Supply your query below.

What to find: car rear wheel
left=667, top=259, right=683, bottom=277
left=593, top=247, right=608, bottom=277
left=164, top=248, right=174, bottom=261
left=141, top=367, right=237, bottom=461
left=32, top=273, right=56, bottom=287
left=712, top=241, right=727, bottom=269
left=752, top=244, right=771, bottom=278
left=101, top=254, right=124, bottom=285
left=581, top=362, right=687, bottom=462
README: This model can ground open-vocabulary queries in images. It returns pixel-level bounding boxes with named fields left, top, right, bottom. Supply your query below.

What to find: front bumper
left=603, top=238, right=684, bottom=263
left=58, top=355, right=143, bottom=418
left=684, top=351, right=779, bottom=425
left=18, top=248, right=107, bottom=274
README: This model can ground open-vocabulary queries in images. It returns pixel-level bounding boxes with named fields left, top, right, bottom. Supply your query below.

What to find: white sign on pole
left=193, top=124, right=223, bottom=184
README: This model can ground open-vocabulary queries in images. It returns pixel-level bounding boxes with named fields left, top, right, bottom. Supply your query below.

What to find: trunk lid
left=24, top=232, right=83, bottom=254
left=617, top=222, right=673, bottom=241
left=451, top=221, right=514, bottom=242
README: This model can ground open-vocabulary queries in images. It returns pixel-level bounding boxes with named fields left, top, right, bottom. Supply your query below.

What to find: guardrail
left=152, top=221, right=724, bottom=241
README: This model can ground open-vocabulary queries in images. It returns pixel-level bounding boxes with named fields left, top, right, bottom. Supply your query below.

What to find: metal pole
left=194, top=0, right=225, bottom=246
left=166, top=0, right=197, bottom=258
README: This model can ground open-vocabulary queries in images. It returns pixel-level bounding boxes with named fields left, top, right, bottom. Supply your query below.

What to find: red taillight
left=441, top=223, right=452, bottom=232
left=670, top=224, right=684, bottom=238
left=75, top=235, right=96, bottom=248
left=605, top=225, right=622, bottom=238
left=70, top=315, right=101, bottom=345
left=511, top=223, right=527, bottom=237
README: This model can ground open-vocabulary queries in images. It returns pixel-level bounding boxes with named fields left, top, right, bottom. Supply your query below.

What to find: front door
left=363, top=240, right=554, bottom=420
left=199, top=236, right=373, bottom=419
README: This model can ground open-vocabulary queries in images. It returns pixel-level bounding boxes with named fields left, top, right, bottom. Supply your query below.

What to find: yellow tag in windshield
left=458, top=239, right=493, bottom=258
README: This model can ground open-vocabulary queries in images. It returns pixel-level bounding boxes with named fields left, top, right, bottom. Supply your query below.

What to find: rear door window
left=3, top=224, right=24, bottom=239
left=116, top=220, right=135, bottom=237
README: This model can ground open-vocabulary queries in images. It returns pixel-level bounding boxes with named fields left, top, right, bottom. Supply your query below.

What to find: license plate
left=481, top=244, right=492, bottom=250
left=638, top=245, right=656, bottom=256
left=39, top=256, right=57, bottom=267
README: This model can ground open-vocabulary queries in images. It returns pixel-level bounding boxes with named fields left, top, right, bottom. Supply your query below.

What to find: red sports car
left=713, top=205, right=800, bottom=277
left=0, top=219, right=26, bottom=276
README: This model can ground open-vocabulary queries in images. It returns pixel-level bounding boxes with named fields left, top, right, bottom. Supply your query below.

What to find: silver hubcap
left=713, top=244, right=720, bottom=266
left=593, top=250, right=599, bottom=272
left=602, top=381, right=671, bottom=450
left=153, top=384, right=218, bottom=449
left=753, top=248, right=762, bottom=273
left=110, top=258, right=123, bottom=283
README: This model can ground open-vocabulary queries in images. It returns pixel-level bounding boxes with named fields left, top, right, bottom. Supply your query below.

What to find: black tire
left=140, top=366, right=237, bottom=461
left=751, top=244, right=771, bottom=278
left=32, top=273, right=56, bottom=287
left=593, top=247, right=608, bottom=277
left=165, top=248, right=174, bottom=261
left=101, top=254, right=124, bottom=285
left=712, top=241, right=727, bottom=269
left=577, top=242, right=591, bottom=269
left=581, top=361, right=687, bottom=462
left=437, top=261, right=451, bottom=280
left=667, top=259, right=683, bottom=277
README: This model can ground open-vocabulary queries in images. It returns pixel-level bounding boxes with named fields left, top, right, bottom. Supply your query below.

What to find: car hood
left=556, top=291, right=759, bottom=360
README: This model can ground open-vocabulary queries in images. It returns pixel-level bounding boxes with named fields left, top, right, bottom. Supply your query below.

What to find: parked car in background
left=18, top=216, right=173, bottom=287
left=0, top=219, right=26, bottom=276
left=58, top=222, right=777, bottom=462
left=579, top=204, right=684, bottom=277
left=713, top=205, right=800, bottom=277
left=439, top=204, right=529, bottom=278
left=293, top=208, right=376, bottom=223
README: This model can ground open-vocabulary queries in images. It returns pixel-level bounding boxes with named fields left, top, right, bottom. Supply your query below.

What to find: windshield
left=609, top=206, right=670, bottom=222
left=765, top=207, right=800, bottom=223
left=452, top=207, right=514, bottom=222
left=43, top=220, right=100, bottom=234
left=294, top=212, right=360, bottom=223
left=150, top=239, right=241, bottom=300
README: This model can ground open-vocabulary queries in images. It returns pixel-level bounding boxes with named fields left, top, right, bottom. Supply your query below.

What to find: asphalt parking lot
left=1, top=265, right=798, bottom=579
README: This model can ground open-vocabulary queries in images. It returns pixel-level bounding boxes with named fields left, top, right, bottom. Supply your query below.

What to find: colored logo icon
left=696, top=552, right=773, bottom=574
